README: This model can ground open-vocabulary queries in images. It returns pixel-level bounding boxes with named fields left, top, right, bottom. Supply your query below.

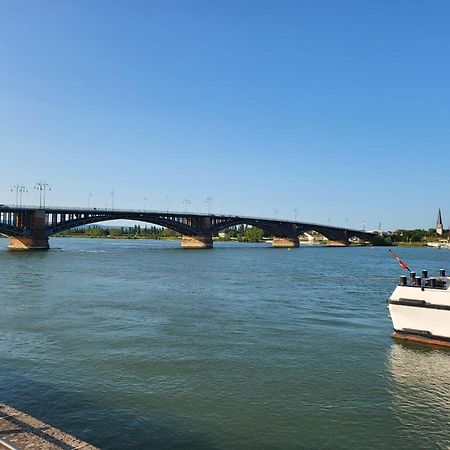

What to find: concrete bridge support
left=272, top=236, right=300, bottom=248
left=8, top=211, right=49, bottom=251
left=323, top=229, right=350, bottom=247
left=181, top=216, right=214, bottom=249
left=326, top=240, right=349, bottom=247
left=181, top=234, right=213, bottom=249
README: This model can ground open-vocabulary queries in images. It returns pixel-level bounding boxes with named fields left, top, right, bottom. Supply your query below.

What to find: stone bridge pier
left=326, top=240, right=349, bottom=247
left=272, top=236, right=300, bottom=248
left=272, top=224, right=300, bottom=248
left=8, top=211, right=50, bottom=250
left=324, top=229, right=350, bottom=247
left=181, top=216, right=213, bottom=249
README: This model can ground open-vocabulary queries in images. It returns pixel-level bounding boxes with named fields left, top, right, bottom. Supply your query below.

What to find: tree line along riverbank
left=54, top=224, right=268, bottom=243
left=0, top=225, right=443, bottom=246
left=51, top=225, right=448, bottom=246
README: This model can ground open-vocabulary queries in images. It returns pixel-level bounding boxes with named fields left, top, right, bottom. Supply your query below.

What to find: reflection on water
left=387, top=343, right=450, bottom=448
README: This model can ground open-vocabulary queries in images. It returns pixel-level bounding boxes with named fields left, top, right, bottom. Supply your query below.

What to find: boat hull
left=389, top=301, right=450, bottom=346
left=391, top=331, right=450, bottom=347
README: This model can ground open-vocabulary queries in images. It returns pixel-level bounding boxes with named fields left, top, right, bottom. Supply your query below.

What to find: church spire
left=436, top=208, right=444, bottom=235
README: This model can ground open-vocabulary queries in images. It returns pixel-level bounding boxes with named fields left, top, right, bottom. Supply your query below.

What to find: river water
left=1, top=238, right=450, bottom=449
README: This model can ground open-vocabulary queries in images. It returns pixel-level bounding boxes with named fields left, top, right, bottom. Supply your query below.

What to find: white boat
left=427, top=241, right=450, bottom=249
left=388, top=269, right=450, bottom=346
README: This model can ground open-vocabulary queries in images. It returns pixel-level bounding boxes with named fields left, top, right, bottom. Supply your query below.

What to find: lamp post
left=11, top=185, right=19, bottom=206
left=88, top=192, right=92, bottom=208
left=293, top=208, right=298, bottom=222
left=205, top=197, right=213, bottom=214
left=111, top=191, right=115, bottom=210
left=18, top=186, right=27, bottom=206
left=11, top=185, right=27, bottom=206
left=165, top=195, right=170, bottom=212
left=34, top=181, right=51, bottom=208
left=183, top=198, right=191, bottom=213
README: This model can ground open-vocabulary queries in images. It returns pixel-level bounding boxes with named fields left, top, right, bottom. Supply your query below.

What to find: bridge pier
left=272, top=236, right=299, bottom=248
left=8, top=235, right=50, bottom=250
left=326, top=240, right=349, bottom=247
left=8, top=211, right=49, bottom=251
left=181, top=234, right=213, bottom=249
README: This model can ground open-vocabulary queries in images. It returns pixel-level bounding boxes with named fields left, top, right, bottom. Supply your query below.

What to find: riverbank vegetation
left=55, top=224, right=267, bottom=243
left=369, top=229, right=448, bottom=246
left=56, top=225, right=176, bottom=239
left=53, top=225, right=448, bottom=246
left=389, top=229, right=447, bottom=246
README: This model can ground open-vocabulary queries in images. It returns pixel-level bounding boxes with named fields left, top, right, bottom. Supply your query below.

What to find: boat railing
left=398, top=273, right=449, bottom=290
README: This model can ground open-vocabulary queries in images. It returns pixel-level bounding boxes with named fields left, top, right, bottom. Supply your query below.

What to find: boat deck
left=0, top=402, right=97, bottom=450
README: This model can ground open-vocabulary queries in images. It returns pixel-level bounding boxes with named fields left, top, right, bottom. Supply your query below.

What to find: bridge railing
left=0, top=204, right=214, bottom=216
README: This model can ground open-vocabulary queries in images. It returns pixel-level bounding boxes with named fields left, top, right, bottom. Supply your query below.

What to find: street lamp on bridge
left=11, top=185, right=27, bottom=206
left=34, top=181, right=51, bottom=208
left=205, top=197, right=213, bottom=214
left=183, top=198, right=191, bottom=213
left=165, top=195, right=170, bottom=212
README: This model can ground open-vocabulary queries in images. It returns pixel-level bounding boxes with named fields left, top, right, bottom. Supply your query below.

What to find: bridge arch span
left=211, top=218, right=292, bottom=237
left=296, top=226, right=346, bottom=241
left=296, top=225, right=372, bottom=244
left=0, top=224, right=30, bottom=238
left=47, top=214, right=200, bottom=237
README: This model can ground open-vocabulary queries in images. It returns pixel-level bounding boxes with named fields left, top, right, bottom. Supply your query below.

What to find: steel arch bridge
left=0, top=205, right=376, bottom=250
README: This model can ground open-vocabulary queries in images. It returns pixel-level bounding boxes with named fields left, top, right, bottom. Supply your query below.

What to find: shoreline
left=0, top=402, right=97, bottom=450
left=0, top=234, right=444, bottom=247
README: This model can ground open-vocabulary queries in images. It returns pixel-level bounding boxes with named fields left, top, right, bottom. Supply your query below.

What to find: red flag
left=388, top=248, right=411, bottom=272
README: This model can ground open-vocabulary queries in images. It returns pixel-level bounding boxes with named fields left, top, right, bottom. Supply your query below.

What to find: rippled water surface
left=1, top=238, right=450, bottom=449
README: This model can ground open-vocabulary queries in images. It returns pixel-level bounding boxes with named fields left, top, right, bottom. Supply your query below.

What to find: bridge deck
left=0, top=403, right=97, bottom=450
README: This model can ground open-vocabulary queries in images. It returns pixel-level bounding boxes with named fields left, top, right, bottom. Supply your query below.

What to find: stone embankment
left=0, top=403, right=97, bottom=450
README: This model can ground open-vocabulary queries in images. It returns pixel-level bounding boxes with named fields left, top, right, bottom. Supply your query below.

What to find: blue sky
left=1, top=1, right=449, bottom=230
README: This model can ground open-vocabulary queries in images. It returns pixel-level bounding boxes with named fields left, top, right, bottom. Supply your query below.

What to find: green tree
left=370, top=235, right=393, bottom=246
left=244, top=226, right=264, bottom=242
left=85, top=226, right=108, bottom=237
left=161, top=228, right=179, bottom=238
left=109, top=228, right=123, bottom=237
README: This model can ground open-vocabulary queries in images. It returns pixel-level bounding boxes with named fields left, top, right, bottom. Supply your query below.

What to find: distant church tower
left=436, top=208, right=444, bottom=235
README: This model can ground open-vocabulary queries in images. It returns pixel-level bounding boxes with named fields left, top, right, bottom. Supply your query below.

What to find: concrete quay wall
left=0, top=402, right=97, bottom=450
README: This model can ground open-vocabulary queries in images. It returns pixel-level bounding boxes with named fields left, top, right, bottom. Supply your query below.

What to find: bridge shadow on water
left=0, top=369, right=220, bottom=450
